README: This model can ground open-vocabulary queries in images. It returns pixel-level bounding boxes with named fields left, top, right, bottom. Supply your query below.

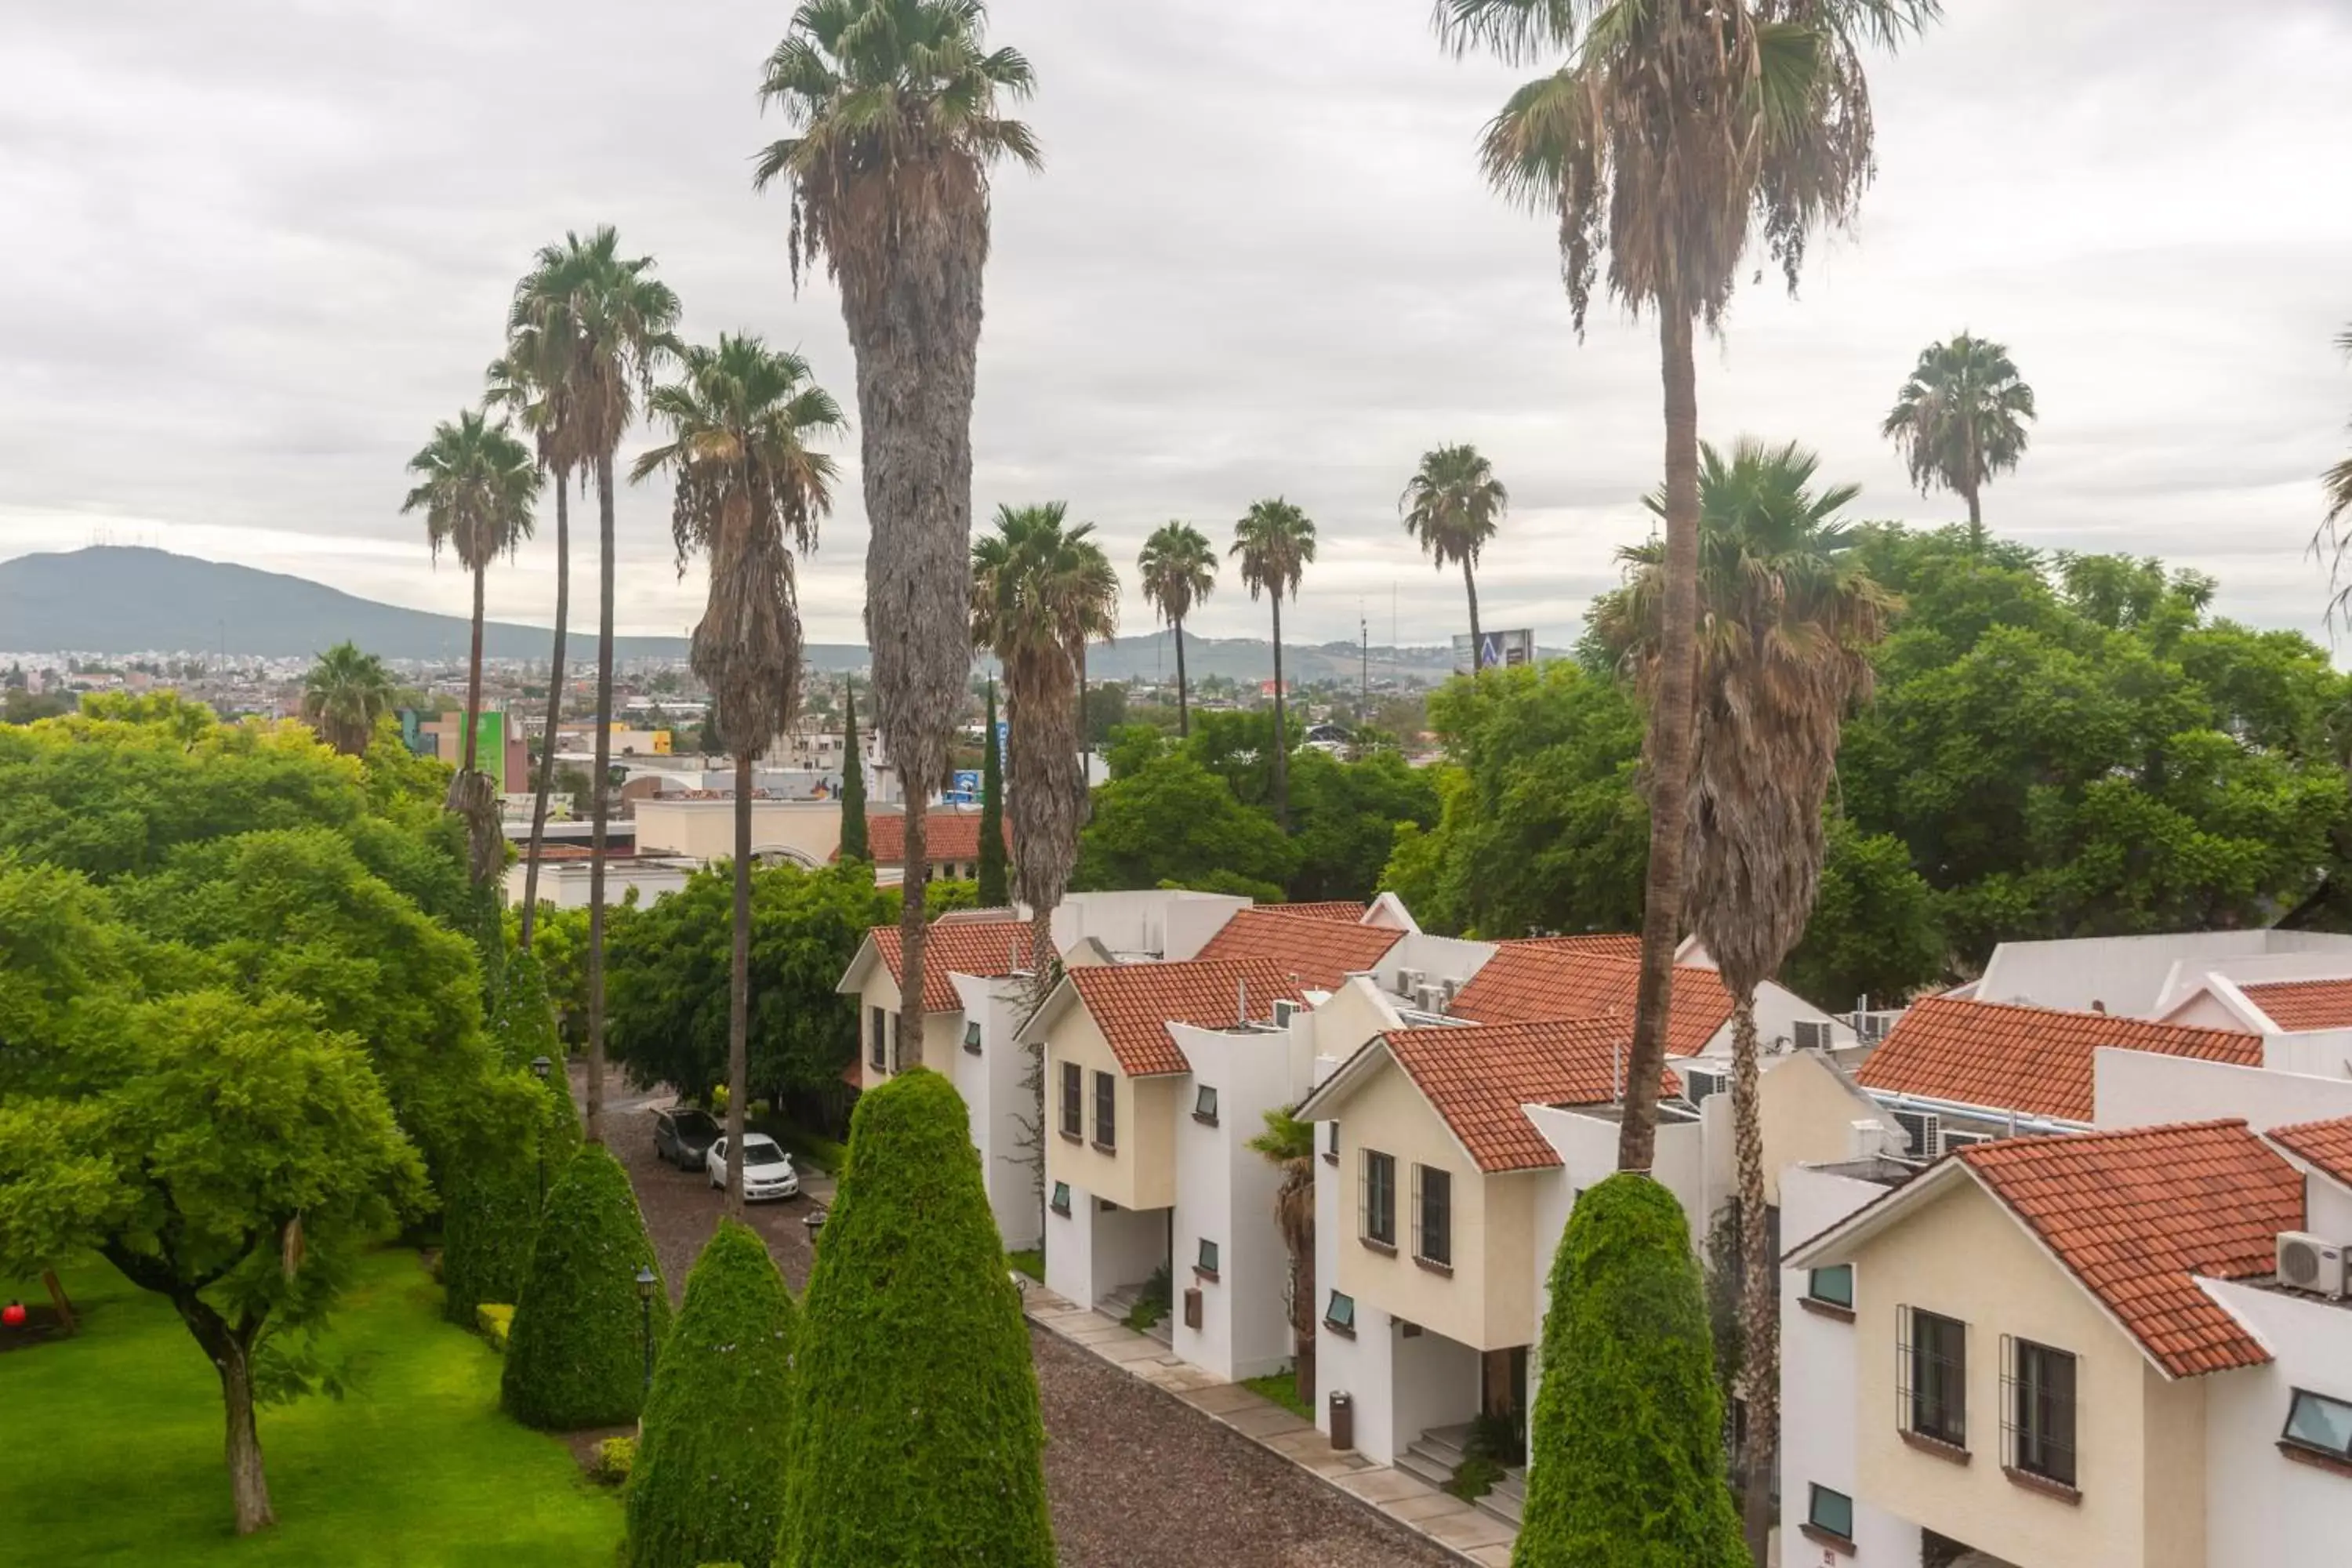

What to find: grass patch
left=1007, top=1248, right=1044, bottom=1283
left=1122, top=1265, right=1171, bottom=1332
left=1240, top=1369, right=1313, bottom=1422
left=0, top=1250, right=621, bottom=1565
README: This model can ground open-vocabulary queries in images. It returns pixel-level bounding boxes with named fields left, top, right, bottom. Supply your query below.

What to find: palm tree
left=971, top=503, right=1118, bottom=1000
left=1230, top=499, right=1316, bottom=829
left=1439, top=0, right=1933, bottom=1192
left=1400, top=444, right=1507, bottom=656
left=402, top=408, right=542, bottom=883
left=634, top=334, right=844, bottom=1214
left=507, top=227, right=681, bottom=1144
left=1882, top=332, right=2037, bottom=550
left=300, top=641, right=394, bottom=757
left=1137, top=522, right=1218, bottom=737
left=1598, top=437, right=1893, bottom=1559
left=2312, top=326, right=2352, bottom=629
left=756, top=0, right=1040, bottom=1062
left=1248, top=1106, right=1317, bottom=1411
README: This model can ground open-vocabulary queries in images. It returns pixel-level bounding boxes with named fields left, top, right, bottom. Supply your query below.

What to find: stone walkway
left=1022, top=1284, right=1520, bottom=1568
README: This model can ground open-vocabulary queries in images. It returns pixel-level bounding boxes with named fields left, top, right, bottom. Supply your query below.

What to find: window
left=887, top=1012, right=902, bottom=1073
left=1323, top=1120, right=1340, bottom=1164
left=1050, top=1181, right=1071, bottom=1217
left=1805, top=1485, right=1854, bottom=1543
left=964, top=1019, right=982, bottom=1054
left=2282, top=1388, right=2352, bottom=1465
left=1196, top=1238, right=1220, bottom=1279
left=1093, top=1070, right=1116, bottom=1151
left=1360, top=1150, right=1396, bottom=1249
left=1900, top=1308, right=1969, bottom=1449
left=1323, top=1290, right=1356, bottom=1336
left=2004, top=1337, right=2078, bottom=1490
left=1193, top=1084, right=1220, bottom=1125
left=1807, top=1265, right=1856, bottom=1311
left=1059, top=1062, right=1083, bottom=1139
left=869, top=1005, right=887, bottom=1070
left=1414, top=1164, right=1452, bottom=1269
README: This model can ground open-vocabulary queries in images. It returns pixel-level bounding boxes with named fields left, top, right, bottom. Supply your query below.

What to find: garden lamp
left=635, top=1265, right=657, bottom=1394
left=529, top=1055, right=552, bottom=1081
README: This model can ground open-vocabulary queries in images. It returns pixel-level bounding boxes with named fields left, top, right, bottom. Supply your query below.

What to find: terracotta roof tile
left=1381, top=1018, right=1682, bottom=1173
left=868, top=915, right=1038, bottom=1013
left=1193, top=908, right=1406, bottom=991
left=1959, top=1120, right=2303, bottom=1377
left=834, top=811, right=1008, bottom=868
left=1504, top=934, right=1644, bottom=959
left=1450, top=946, right=1731, bottom=1056
left=2269, top=1116, right=2352, bottom=1188
left=1856, top=996, right=2260, bottom=1123
left=1276, top=902, right=1374, bottom=924
left=2240, top=978, right=2352, bottom=1033
left=1067, top=959, right=1306, bottom=1077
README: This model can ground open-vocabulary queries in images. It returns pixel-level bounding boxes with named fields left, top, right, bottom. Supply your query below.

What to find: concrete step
left=1476, top=1482, right=1523, bottom=1528
left=1392, top=1447, right=1455, bottom=1492
left=1402, top=1424, right=1526, bottom=1528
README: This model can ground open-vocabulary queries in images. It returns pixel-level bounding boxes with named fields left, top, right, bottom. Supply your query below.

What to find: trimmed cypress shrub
left=1514, top=1173, right=1744, bottom=1568
left=626, top=1219, right=797, bottom=1568
left=501, top=1143, right=670, bottom=1430
left=777, top=1069, right=1053, bottom=1568
left=441, top=1070, right=581, bottom=1326
left=492, top=948, right=562, bottom=1070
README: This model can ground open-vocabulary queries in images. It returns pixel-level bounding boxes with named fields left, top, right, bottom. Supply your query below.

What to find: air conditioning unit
left=1892, top=1109, right=1941, bottom=1160
left=1681, top=1066, right=1726, bottom=1109
left=1937, top=1130, right=1992, bottom=1155
left=1398, top=967, right=1426, bottom=997
left=2278, top=1232, right=2351, bottom=1299
left=1791, top=1019, right=1834, bottom=1052
left=1272, top=999, right=1301, bottom=1027
left=1414, top=982, right=1446, bottom=1014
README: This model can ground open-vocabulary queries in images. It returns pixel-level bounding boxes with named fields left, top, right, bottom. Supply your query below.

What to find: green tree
left=1231, top=498, right=1316, bottom=829
left=1882, top=332, right=2037, bottom=550
left=1514, top=1174, right=1742, bottom=1568
left=2318, top=325, right=2352, bottom=626
left=779, top=1069, right=1053, bottom=1568
left=1138, top=521, right=1218, bottom=737
left=1443, top=0, right=1935, bottom=1179
left=1247, top=1106, right=1317, bottom=1410
left=502, top=1144, right=670, bottom=1430
left=1284, top=746, right=1442, bottom=904
left=978, top=679, right=1009, bottom=906
left=757, top=0, right=1040, bottom=1079
left=1781, top=820, right=1941, bottom=1009
left=438, top=1070, right=582, bottom=1327
left=626, top=1219, right=797, bottom=1568
left=299, top=642, right=396, bottom=757
left=1074, top=751, right=1301, bottom=899
left=839, top=680, right=869, bottom=858
left=1401, top=443, right=1508, bottom=652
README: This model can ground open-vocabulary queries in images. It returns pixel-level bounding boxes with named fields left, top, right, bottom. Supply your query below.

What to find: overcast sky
left=5, top=0, right=2350, bottom=651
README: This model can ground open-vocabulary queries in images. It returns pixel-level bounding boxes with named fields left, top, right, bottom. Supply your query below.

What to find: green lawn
left=0, top=1250, right=622, bottom=1565
left=1241, top=1369, right=1313, bottom=1422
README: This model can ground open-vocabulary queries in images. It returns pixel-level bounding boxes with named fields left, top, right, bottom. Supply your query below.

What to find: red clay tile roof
left=867, top=915, right=1038, bottom=1013
left=1504, top=935, right=1644, bottom=959
left=1193, top=908, right=1406, bottom=991
left=1276, top=902, right=1373, bottom=924
left=1855, top=996, right=2260, bottom=1123
left=2269, top=1116, right=2352, bottom=1188
left=2239, top=978, right=2352, bottom=1032
left=1959, top=1120, right=2303, bottom=1377
left=1449, top=947, right=1731, bottom=1056
left=1066, top=959, right=1306, bottom=1077
left=1380, top=1018, right=1682, bottom=1173
left=835, top=811, right=1008, bottom=867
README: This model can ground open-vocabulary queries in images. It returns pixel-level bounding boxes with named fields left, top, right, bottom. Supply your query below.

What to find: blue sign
left=995, top=719, right=1009, bottom=759
left=952, top=769, right=982, bottom=796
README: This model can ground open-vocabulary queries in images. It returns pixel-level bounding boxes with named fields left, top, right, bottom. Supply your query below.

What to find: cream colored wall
left=1308, top=980, right=1397, bottom=1064
left=854, top=971, right=902, bottom=1094
left=2161, top=990, right=2248, bottom=1031
left=2141, top=1367, right=2207, bottom=1568
left=1759, top=1052, right=1874, bottom=1204
left=633, top=800, right=844, bottom=864
left=1847, top=1177, right=2169, bottom=1568
left=1043, top=1007, right=1177, bottom=1212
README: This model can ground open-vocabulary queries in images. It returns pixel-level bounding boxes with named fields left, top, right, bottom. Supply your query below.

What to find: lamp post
left=634, top=1265, right=657, bottom=1396
left=529, top=1055, right=554, bottom=1207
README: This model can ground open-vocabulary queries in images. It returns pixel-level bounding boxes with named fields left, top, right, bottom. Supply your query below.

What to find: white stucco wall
left=951, top=972, right=1044, bottom=1252
left=1054, top=889, right=1250, bottom=961
left=1168, top=1022, right=1301, bottom=1381
left=2094, top=1048, right=2352, bottom=1136
left=1044, top=1188, right=1167, bottom=1311
left=1973, top=930, right=2352, bottom=1017
left=2265, top=1029, right=2352, bottom=1079
left=2196, top=1279, right=2352, bottom=1566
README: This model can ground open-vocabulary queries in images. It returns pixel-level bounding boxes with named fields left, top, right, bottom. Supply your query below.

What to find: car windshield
left=742, top=1138, right=789, bottom=1167
left=673, top=1110, right=717, bottom=1136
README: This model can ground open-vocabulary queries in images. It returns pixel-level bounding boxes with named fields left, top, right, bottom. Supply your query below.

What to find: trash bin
left=1327, top=1391, right=1353, bottom=1451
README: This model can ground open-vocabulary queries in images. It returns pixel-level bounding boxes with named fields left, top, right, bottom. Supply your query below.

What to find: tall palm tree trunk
left=1077, top=644, right=1089, bottom=757
left=897, top=800, right=928, bottom=1058
left=463, top=566, right=487, bottom=775
left=1619, top=306, right=1702, bottom=1174
left=1269, top=596, right=1290, bottom=829
left=727, top=750, right=752, bottom=1215
left=1965, top=485, right=1984, bottom=554
left=520, top=481, right=570, bottom=950
left=1730, top=993, right=1777, bottom=1563
left=584, top=450, right=617, bottom=1144
left=1462, top=558, right=1483, bottom=662
left=1174, top=615, right=1190, bottom=739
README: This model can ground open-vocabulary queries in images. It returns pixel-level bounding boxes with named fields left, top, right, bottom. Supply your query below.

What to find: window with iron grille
left=2282, top=1388, right=2352, bottom=1463
left=1360, top=1149, right=1396, bottom=1248
left=1414, top=1165, right=1452, bottom=1269
left=2002, top=1336, right=2078, bottom=1488
left=869, top=1006, right=887, bottom=1070
left=1898, top=1306, right=1968, bottom=1448
left=1093, top=1070, right=1116, bottom=1150
left=1059, top=1062, right=1083, bottom=1139
left=887, top=1012, right=902, bottom=1073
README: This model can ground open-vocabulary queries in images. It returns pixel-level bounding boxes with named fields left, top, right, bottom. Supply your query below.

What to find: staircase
left=1096, top=1281, right=1173, bottom=1346
left=1393, top=1424, right=1525, bottom=1528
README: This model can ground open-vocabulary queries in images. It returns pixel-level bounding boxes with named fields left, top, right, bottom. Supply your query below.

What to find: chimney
left=1237, top=978, right=1248, bottom=1027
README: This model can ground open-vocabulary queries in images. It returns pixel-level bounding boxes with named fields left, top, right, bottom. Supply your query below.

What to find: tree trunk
left=1269, top=596, right=1290, bottom=831
left=463, top=566, right=486, bottom=775
left=1174, top=615, right=1190, bottom=739
left=1618, top=307, right=1703, bottom=1174
left=585, top=448, right=617, bottom=1144
left=520, top=477, right=570, bottom=950
left=1463, top=558, right=1483, bottom=665
left=897, top=796, right=928, bottom=1064
left=726, top=752, right=752, bottom=1215
left=42, top=1269, right=75, bottom=1335
left=1731, top=994, right=1777, bottom=1566
left=174, top=1293, right=274, bottom=1535
left=1077, top=644, right=1089, bottom=757
left=1965, top=484, right=1984, bottom=556
left=1291, top=1224, right=1317, bottom=1410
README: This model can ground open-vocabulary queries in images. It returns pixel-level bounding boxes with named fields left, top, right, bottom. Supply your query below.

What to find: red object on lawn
left=1, top=1301, right=25, bottom=1328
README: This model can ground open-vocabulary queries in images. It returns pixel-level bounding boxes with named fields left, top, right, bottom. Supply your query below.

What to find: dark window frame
left=2004, top=1336, right=2079, bottom=1490
left=964, top=1019, right=982, bottom=1054
left=1049, top=1181, right=1072, bottom=1217
left=1808, top=1265, right=1856, bottom=1310
left=2281, top=1388, right=2352, bottom=1464
left=1059, top=1062, right=1083, bottom=1140
left=869, top=1005, right=887, bottom=1070
left=1193, top=1083, right=1220, bottom=1126
left=1093, top=1069, right=1117, bottom=1152
left=1196, top=1237, right=1220, bottom=1279
left=1414, top=1163, right=1453, bottom=1271
left=1900, top=1307, right=1969, bottom=1450
left=1322, top=1120, right=1340, bottom=1165
left=1323, top=1290, right=1356, bottom=1336
left=1805, top=1483, right=1854, bottom=1541
left=1360, top=1149, right=1396, bottom=1250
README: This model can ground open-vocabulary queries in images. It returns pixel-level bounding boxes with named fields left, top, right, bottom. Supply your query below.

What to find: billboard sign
left=1452, top=628, right=1536, bottom=675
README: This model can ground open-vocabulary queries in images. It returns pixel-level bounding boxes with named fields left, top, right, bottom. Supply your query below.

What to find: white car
left=706, top=1134, right=800, bottom=1202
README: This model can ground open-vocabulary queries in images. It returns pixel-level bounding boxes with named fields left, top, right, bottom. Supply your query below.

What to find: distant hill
left=0, top=546, right=1521, bottom=684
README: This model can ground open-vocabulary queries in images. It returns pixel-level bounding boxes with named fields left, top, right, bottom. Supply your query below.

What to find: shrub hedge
left=625, top=1218, right=797, bottom=1568
left=441, top=1071, right=580, bottom=1326
left=777, top=1069, right=1054, bottom=1567
left=500, top=1143, right=670, bottom=1430
left=1513, top=1173, right=1744, bottom=1568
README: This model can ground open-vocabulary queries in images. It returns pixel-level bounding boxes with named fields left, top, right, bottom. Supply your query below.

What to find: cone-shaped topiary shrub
left=502, top=1142, right=670, bottom=1429
left=625, top=1218, right=797, bottom=1568
left=442, top=1070, right=583, bottom=1326
left=1513, top=1173, right=1744, bottom=1568
left=491, top=948, right=562, bottom=1070
left=777, top=1069, right=1053, bottom=1568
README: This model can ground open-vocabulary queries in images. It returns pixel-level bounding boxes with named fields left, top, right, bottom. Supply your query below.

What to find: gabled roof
left=860, top=915, right=1037, bottom=1014
left=2238, top=978, right=2352, bottom=1033
left=833, top=811, right=1008, bottom=867
left=1853, top=995, right=2261, bottom=1123
left=2269, top=1115, right=2352, bottom=1189
left=1959, top=1121, right=2303, bottom=1377
left=1192, top=907, right=1406, bottom=991
left=1367, top=1018, right=1682, bottom=1173
left=1448, top=946, right=1731, bottom=1056
left=1507, top=934, right=1644, bottom=960
left=1278, top=901, right=1374, bottom=924
left=1063, top=959, right=1306, bottom=1077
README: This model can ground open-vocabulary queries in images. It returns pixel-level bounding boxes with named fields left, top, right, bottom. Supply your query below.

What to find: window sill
left=1360, top=1236, right=1398, bottom=1257
left=1193, top=1268, right=1220, bottom=1284
left=1413, top=1255, right=1454, bottom=1277
left=1323, top=1322, right=1356, bottom=1339
left=1058, top=1131, right=1083, bottom=1144
left=2002, top=1465, right=2081, bottom=1504
left=1321, top=1152, right=1338, bottom=1166
left=1798, top=1524, right=1856, bottom=1556
left=2280, top=1440, right=2352, bottom=1480
left=963, top=1045, right=982, bottom=1056
left=1799, top=1298, right=1857, bottom=1323
left=1049, top=1205, right=1071, bottom=1219
left=1192, top=1113, right=1219, bottom=1127
left=1899, top=1429, right=1972, bottom=1466
left=1091, top=1141, right=1118, bottom=1156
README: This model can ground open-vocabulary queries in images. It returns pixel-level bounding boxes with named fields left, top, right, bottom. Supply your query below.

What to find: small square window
left=2284, top=1388, right=2352, bottom=1461
left=1323, top=1290, right=1356, bottom=1335
left=1050, top=1181, right=1071, bottom=1217
left=1809, top=1265, right=1855, bottom=1310
left=964, top=1020, right=982, bottom=1054
left=1194, top=1084, right=1220, bottom=1124
left=1323, top=1120, right=1339, bottom=1163
left=1196, top=1238, right=1220, bottom=1279
left=1806, top=1485, right=1854, bottom=1541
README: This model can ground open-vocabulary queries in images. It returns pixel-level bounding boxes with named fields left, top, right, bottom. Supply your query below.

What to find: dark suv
left=653, top=1106, right=721, bottom=1170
